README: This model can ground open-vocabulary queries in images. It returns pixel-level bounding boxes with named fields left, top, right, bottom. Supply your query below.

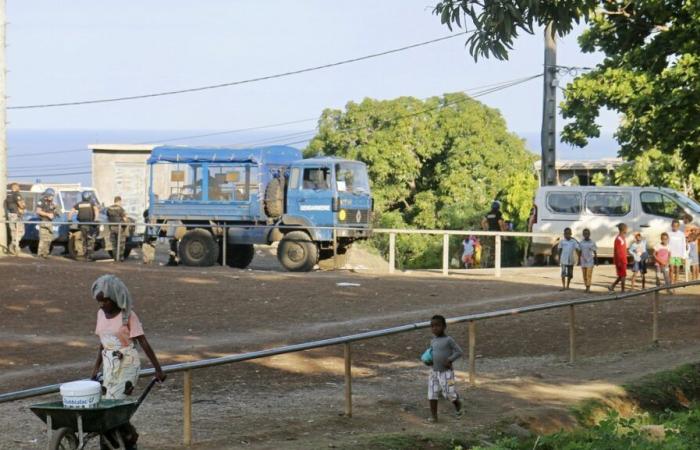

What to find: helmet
left=43, top=188, right=55, bottom=198
left=81, top=191, right=93, bottom=202
left=491, top=200, right=501, bottom=210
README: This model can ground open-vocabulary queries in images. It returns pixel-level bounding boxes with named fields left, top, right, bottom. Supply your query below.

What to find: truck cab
left=147, top=146, right=372, bottom=271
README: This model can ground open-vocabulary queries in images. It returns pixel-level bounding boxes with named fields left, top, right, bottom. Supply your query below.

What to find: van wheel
left=179, top=229, right=219, bottom=267
left=277, top=231, right=318, bottom=272
left=226, top=244, right=255, bottom=269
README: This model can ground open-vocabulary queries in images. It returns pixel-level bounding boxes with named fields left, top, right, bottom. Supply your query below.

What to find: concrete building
left=534, top=158, right=624, bottom=186
left=90, top=144, right=156, bottom=217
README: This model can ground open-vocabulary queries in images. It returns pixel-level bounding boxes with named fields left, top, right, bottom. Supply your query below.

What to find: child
left=90, top=275, right=166, bottom=448
left=688, top=230, right=699, bottom=281
left=461, top=236, right=475, bottom=269
left=609, top=223, right=628, bottom=292
left=654, top=233, right=673, bottom=294
left=628, top=232, right=649, bottom=290
left=558, top=227, right=579, bottom=291
left=578, top=228, right=597, bottom=293
left=668, top=219, right=687, bottom=283
left=473, top=237, right=482, bottom=268
left=424, top=315, right=463, bottom=422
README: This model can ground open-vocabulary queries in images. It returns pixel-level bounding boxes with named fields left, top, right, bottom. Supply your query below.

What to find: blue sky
left=6, top=1, right=619, bottom=182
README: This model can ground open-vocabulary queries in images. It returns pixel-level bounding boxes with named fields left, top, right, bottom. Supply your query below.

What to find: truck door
left=286, top=166, right=332, bottom=225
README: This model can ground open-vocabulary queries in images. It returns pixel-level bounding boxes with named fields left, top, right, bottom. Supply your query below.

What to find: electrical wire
left=9, top=33, right=470, bottom=110
left=10, top=171, right=92, bottom=178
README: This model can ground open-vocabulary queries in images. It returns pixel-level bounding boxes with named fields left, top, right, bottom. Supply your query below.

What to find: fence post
left=568, top=305, right=576, bottom=363
left=468, top=321, right=476, bottom=386
left=221, top=226, right=227, bottom=267
left=652, top=290, right=659, bottom=344
left=333, top=227, right=338, bottom=269
left=389, top=232, right=396, bottom=274
left=344, top=343, right=352, bottom=417
left=442, top=233, right=449, bottom=276
left=495, top=234, right=502, bottom=277
left=183, top=370, right=192, bottom=446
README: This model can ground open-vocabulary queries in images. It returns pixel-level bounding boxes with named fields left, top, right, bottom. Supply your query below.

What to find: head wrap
left=91, top=274, right=132, bottom=325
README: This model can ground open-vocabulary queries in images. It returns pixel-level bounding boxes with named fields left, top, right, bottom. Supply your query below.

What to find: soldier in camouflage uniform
left=70, top=191, right=100, bottom=261
left=4, top=182, right=25, bottom=256
left=106, top=196, right=128, bottom=262
left=35, top=189, right=57, bottom=258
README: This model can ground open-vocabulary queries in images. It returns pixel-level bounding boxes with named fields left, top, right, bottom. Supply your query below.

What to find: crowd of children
left=554, top=220, right=700, bottom=293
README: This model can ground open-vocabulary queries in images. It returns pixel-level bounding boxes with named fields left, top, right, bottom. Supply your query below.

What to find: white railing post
left=183, top=370, right=192, bottom=446
left=344, top=343, right=352, bottom=417
left=495, top=234, right=502, bottom=277
left=389, top=232, right=396, bottom=274
left=442, top=233, right=449, bottom=276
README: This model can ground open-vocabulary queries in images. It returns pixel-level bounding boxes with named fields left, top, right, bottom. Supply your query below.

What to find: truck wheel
left=180, top=229, right=219, bottom=267
left=277, top=231, right=318, bottom=272
left=50, top=427, right=78, bottom=450
left=264, top=177, right=285, bottom=218
left=226, top=244, right=255, bottom=269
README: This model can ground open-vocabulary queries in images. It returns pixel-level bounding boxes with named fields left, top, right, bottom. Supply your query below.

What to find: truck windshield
left=335, top=163, right=369, bottom=194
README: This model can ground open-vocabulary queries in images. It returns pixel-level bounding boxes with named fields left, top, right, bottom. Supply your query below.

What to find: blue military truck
left=147, top=145, right=373, bottom=271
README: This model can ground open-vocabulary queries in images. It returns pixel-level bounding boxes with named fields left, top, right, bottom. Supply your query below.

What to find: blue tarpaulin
left=147, top=145, right=302, bottom=165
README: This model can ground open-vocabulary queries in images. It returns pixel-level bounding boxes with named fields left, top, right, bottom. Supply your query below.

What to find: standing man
left=3, top=182, right=25, bottom=256
left=106, top=196, right=128, bottom=262
left=480, top=200, right=506, bottom=267
left=35, top=188, right=57, bottom=259
left=70, top=191, right=100, bottom=261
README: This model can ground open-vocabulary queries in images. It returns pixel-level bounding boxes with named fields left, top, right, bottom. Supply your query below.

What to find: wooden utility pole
left=540, top=23, right=557, bottom=186
left=0, top=0, right=7, bottom=256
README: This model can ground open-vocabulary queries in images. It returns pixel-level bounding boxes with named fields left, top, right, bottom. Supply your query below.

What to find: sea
left=6, top=129, right=619, bottom=187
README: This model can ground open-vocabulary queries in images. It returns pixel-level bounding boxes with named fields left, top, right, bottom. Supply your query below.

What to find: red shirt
left=614, top=235, right=627, bottom=265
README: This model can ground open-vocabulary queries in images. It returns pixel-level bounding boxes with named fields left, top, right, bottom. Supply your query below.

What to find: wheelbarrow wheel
left=49, top=427, right=79, bottom=450
left=100, top=429, right=126, bottom=450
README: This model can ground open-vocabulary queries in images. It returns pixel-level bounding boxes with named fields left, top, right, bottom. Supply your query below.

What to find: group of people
left=557, top=219, right=699, bottom=293
left=3, top=183, right=130, bottom=261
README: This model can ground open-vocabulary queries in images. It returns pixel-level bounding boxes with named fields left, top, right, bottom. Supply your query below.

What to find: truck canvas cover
left=147, top=145, right=302, bottom=165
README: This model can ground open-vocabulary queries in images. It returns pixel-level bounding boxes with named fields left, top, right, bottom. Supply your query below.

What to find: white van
left=531, top=186, right=700, bottom=259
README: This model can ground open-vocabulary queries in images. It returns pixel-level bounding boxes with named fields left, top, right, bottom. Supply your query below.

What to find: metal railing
left=1, top=219, right=556, bottom=277
left=1, top=280, right=699, bottom=446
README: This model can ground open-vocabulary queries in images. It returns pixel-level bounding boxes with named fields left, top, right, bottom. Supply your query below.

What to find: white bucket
left=60, top=380, right=101, bottom=409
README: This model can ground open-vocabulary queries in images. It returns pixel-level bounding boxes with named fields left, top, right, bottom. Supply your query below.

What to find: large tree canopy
left=434, top=0, right=700, bottom=172
left=305, top=93, right=537, bottom=267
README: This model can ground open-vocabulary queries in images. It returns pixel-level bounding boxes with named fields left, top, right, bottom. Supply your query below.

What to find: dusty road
left=1, top=256, right=699, bottom=449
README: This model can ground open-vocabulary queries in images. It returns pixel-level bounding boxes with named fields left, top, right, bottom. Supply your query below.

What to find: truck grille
left=338, top=208, right=371, bottom=225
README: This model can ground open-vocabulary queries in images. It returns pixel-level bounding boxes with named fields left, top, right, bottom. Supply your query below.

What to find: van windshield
left=666, top=190, right=700, bottom=214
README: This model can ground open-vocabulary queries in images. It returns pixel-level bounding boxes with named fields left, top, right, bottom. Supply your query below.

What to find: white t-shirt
left=668, top=230, right=687, bottom=259
left=579, top=239, right=597, bottom=268
left=558, top=238, right=579, bottom=266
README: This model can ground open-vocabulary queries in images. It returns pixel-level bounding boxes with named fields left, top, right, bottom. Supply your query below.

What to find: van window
left=546, top=192, right=581, bottom=214
left=586, top=192, right=631, bottom=216
left=641, top=192, right=685, bottom=218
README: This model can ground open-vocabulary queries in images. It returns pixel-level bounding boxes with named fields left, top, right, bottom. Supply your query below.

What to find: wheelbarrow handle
left=136, top=377, right=159, bottom=407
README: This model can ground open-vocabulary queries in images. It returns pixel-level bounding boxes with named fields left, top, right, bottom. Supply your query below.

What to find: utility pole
left=540, top=23, right=557, bottom=186
left=0, top=0, right=7, bottom=256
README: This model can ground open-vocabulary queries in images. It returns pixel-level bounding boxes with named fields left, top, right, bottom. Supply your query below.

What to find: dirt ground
left=1, top=251, right=700, bottom=449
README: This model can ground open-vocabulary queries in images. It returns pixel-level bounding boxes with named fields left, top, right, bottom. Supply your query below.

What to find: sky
left=5, top=0, right=619, bottom=182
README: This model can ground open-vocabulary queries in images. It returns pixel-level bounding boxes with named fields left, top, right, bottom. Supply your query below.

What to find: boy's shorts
left=560, top=265, right=574, bottom=279
left=632, top=260, right=647, bottom=274
left=670, top=257, right=684, bottom=267
left=428, top=369, right=458, bottom=401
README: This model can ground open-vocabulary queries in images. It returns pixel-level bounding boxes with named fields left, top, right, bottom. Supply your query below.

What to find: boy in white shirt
left=578, top=228, right=597, bottom=293
left=668, top=219, right=687, bottom=283
left=558, top=227, right=579, bottom=291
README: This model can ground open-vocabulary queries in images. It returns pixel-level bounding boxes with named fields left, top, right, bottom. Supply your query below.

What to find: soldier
left=70, top=191, right=100, bottom=261
left=35, top=189, right=57, bottom=258
left=106, top=196, right=128, bottom=262
left=3, top=182, right=25, bottom=256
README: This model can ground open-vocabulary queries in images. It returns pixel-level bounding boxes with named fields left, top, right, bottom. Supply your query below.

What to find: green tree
left=615, top=149, right=700, bottom=196
left=433, top=1, right=700, bottom=172
left=305, top=93, right=538, bottom=268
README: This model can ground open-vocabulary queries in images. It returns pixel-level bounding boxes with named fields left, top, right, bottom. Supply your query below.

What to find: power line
left=10, top=171, right=91, bottom=178
left=9, top=33, right=470, bottom=110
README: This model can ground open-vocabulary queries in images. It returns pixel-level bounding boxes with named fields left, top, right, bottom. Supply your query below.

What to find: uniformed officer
left=35, top=189, right=58, bottom=258
left=70, top=191, right=100, bottom=261
left=106, top=196, right=128, bottom=262
left=3, top=182, right=25, bottom=256
left=479, top=200, right=507, bottom=268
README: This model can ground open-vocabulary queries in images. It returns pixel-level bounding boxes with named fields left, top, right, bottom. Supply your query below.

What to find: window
left=585, top=192, right=631, bottom=216
left=546, top=192, right=581, bottom=214
left=289, top=168, right=301, bottom=190
left=167, top=164, right=203, bottom=201
left=208, top=165, right=247, bottom=201
left=335, top=163, right=370, bottom=194
left=641, top=192, right=686, bottom=218
left=302, top=167, right=330, bottom=190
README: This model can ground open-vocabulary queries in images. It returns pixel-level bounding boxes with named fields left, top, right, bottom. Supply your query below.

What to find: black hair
left=583, top=228, right=590, bottom=233
left=661, top=232, right=669, bottom=239
left=564, top=227, right=572, bottom=233
left=672, top=219, right=680, bottom=225
left=617, top=223, right=627, bottom=232
left=431, top=315, right=447, bottom=326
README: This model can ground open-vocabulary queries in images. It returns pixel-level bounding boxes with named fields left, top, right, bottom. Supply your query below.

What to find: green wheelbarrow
left=30, top=378, right=157, bottom=450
